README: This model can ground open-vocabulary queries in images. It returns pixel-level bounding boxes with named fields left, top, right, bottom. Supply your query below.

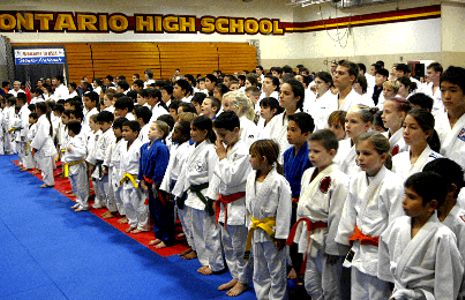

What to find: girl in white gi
left=392, top=109, right=441, bottom=180
left=103, top=117, right=128, bottom=223
left=289, top=129, right=350, bottom=299
left=173, top=115, right=224, bottom=275
left=26, top=112, right=39, bottom=171
left=62, top=121, right=89, bottom=212
left=435, top=66, right=465, bottom=173
left=334, top=105, right=374, bottom=177
left=120, top=120, right=149, bottom=233
left=256, top=97, right=283, bottom=140
left=86, top=115, right=103, bottom=209
left=246, top=139, right=292, bottom=300
left=266, top=79, right=305, bottom=161
left=308, top=72, right=338, bottom=131
left=423, top=158, right=465, bottom=298
left=381, top=96, right=411, bottom=156
left=222, top=90, right=257, bottom=147
left=378, top=172, right=464, bottom=299
left=31, top=102, right=57, bottom=188
left=207, top=111, right=252, bottom=296
left=335, top=132, right=405, bottom=299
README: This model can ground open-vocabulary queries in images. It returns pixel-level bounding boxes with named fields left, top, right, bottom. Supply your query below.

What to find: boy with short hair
left=283, top=112, right=314, bottom=283
left=423, top=158, right=465, bottom=298
left=288, top=129, right=350, bottom=299
left=378, top=171, right=464, bottom=299
left=120, top=120, right=148, bottom=233
left=201, top=97, right=221, bottom=120
left=134, top=106, right=152, bottom=144
left=82, top=91, right=99, bottom=127
left=62, top=120, right=89, bottom=212
left=103, top=117, right=128, bottom=223
left=207, top=111, right=252, bottom=296
left=114, top=96, right=135, bottom=120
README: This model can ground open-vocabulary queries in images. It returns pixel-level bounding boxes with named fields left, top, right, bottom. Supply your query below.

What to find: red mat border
left=14, top=160, right=188, bottom=257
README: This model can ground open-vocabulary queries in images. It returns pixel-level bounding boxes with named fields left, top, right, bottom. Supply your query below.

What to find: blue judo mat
left=0, top=155, right=256, bottom=300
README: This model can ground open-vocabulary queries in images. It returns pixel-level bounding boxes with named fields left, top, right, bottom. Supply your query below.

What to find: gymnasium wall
left=1, top=0, right=463, bottom=76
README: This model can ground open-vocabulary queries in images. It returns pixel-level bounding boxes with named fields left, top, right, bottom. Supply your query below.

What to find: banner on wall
left=0, top=6, right=440, bottom=35
left=0, top=11, right=284, bottom=35
left=14, top=48, right=66, bottom=65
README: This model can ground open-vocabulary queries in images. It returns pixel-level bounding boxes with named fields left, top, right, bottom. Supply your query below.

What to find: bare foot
left=287, top=267, right=297, bottom=279
left=130, top=229, right=142, bottom=234
left=74, top=206, right=87, bottom=212
left=197, top=265, right=213, bottom=275
left=101, top=211, right=114, bottom=219
left=218, top=279, right=237, bottom=291
left=227, top=282, right=248, bottom=297
left=154, top=241, right=167, bottom=249
left=32, top=170, right=40, bottom=174
left=182, top=250, right=197, bottom=260
left=178, top=247, right=193, bottom=257
left=125, top=226, right=136, bottom=233
left=118, top=217, right=128, bottom=224
left=149, top=239, right=161, bottom=246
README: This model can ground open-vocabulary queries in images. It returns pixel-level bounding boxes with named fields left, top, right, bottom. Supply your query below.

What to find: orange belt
left=291, top=197, right=299, bottom=204
left=349, top=225, right=379, bottom=247
left=287, top=217, right=327, bottom=275
left=215, top=192, right=246, bottom=227
left=143, top=175, right=167, bottom=206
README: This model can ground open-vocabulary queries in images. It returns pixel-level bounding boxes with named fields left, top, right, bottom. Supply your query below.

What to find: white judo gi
left=246, top=168, right=292, bottom=300
left=62, top=133, right=89, bottom=209
left=104, top=137, right=125, bottom=215
left=292, top=164, right=349, bottom=299
left=378, top=214, right=464, bottom=300
left=435, top=111, right=465, bottom=175
left=307, top=90, right=338, bottom=131
left=335, top=166, right=405, bottom=299
left=174, top=140, right=224, bottom=272
left=206, top=140, right=252, bottom=284
left=334, top=139, right=359, bottom=178
left=31, top=114, right=57, bottom=186
left=382, top=128, right=408, bottom=156
left=391, top=145, right=441, bottom=180
left=120, top=138, right=149, bottom=231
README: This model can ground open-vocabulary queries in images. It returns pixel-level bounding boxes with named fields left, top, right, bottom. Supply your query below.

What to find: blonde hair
left=177, top=112, right=197, bottom=123
left=153, top=120, right=170, bottom=140
left=356, top=132, right=392, bottom=169
left=223, top=90, right=255, bottom=121
left=382, top=80, right=400, bottom=94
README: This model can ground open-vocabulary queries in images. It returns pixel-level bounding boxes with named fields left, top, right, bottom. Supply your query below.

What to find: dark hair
left=175, top=79, right=193, bottom=96
left=270, top=66, right=283, bottom=75
left=309, top=129, right=339, bottom=151
left=28, top=103, right=36, bottom=112
left=408, top=93, right=434, bottom=111
left=70, top=109, right=84, bottom=121
left=288, top=112, right=315, bottom=134
left=283, top=79, right=305, bottom=111
left=264, top=75, right=280, bottom=91
left=260, top=97, right=283, bottom=116
left=178, top=102, right=196, bottom=114
left=205, top=74, right=218, bottom=84
left=208, top=97, right=221, bottom=112
left=54, top=75, right=64, bottom=83
left=213, top=110, right=240, bottom=131
left=192, top=115, right=216, bottom=143
left=105, top=75, right=114, bottom=82
left=176, top=120, right=192, bottom=143
left=68, top=82, right=77, bottom=90
left=404, top=171, right=448, bottom=207
left=375, top=68, right=389, bottom=78
left=29, top=112, right=38, bottom=120
left=114, top=96, right=134, bottom=112
left=83, top=91, right=99, bottom=103
left=52, top=103, right=64, bottom=114
left=95, top=110, right=113, bottom=124
left=214, top=83, right=230, bottom=98
left=160, top=84, right=173, bottom=95
left=282, top=65, right=293, bottom=74
left=122, top=120, right=141, bottom=134
left=373, top=110, right=387, bottom=132
left=256, top=65, right=264, bottom=71
left=157, top=114, right=175, bottom=130
left=36, top=102, right=53, bottom=137
left=113, top=117, right=128, bottom=129
left=315, top=71, right=333, bottom=85
left=395, top=63, right=410, bottom=74
left=134, top=106, right=152, bottom=124
left=385, top=96, right=412, bottom=113
left=357, top=63, right=367, bottom=74
left=406, top=109, right=440, bottom=152
left=191, top=92, right=207, bottom=106
left=356, top=75, right=368, bottom=93
left=427, top=62, right=443, bottom=74
left=168, top=100, right=181, bottom=111
left=440, top=66, right=465, bottom=93
left=16, top=92, right=27, bottom=101
left=117, top=80, right=130, bottom=91
left=338, top=60, right=360, bottom=78
left=249, top=139, right=283, bottom=174
left=133, top=79, right=144, bottom=89
left=423, top=158, right=465, bottom=198
left=144, top=69, right=154, bottom=79
left=67, top=120, right=82, bottom=135
left=184, top=74, right=196, bottom=86
left=397, top=76, right=417, bottom=93
left=246, top=74, right=258, bottom=87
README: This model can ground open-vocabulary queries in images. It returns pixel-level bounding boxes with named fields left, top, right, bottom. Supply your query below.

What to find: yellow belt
left=244, top=216, right=276, bottom=260
left=63, top=160, right=85, bottom=177
left=120, top=173, right=138, bottom=188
